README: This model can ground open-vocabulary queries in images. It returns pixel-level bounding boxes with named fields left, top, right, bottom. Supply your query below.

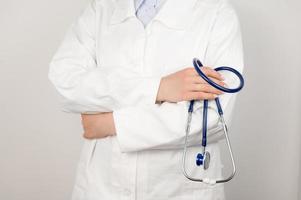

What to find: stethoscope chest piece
left=196, top=151, right=211, bottom=170
left=204, top=152, right=210, bottom=170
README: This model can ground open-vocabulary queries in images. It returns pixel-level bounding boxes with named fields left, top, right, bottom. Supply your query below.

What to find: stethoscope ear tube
left=192, top=58, right=244, bottom=93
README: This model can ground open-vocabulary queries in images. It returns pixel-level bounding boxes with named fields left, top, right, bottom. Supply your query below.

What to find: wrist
left=156, top=77, right=167, bottom=103
left=107, top=112, right=116, bottom=136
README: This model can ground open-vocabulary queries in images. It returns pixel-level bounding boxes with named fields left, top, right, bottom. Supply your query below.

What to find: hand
left=81, top=112, right=116, bottom=139
left=156, top=67, right=225, bottom=102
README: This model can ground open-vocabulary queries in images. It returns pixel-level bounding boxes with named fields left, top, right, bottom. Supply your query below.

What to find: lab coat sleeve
left=113, top=3, right=244, bottom=152
left=48, top=0, right=162, bottom=114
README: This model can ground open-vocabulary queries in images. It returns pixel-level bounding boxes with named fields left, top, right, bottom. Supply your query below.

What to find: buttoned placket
left=143, top=22, right=155, bottom=75
left=124, top=152, right=138, bottom=200
left=119, top=18, right=156, bottom=200
left=110, top=17, right=154, bottom=200
left=111, top=148, right=138, bottom=200
left=132, top=17, right=155, bottom=75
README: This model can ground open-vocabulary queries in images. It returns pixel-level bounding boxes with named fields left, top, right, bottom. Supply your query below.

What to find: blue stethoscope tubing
left=182, top=58, right=244, bottom=185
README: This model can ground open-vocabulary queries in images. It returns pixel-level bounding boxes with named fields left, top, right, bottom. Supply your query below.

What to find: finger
left=190, top=76, right=226, bottom=86
left=83, top=131, right=95, bottom=139
left=190, top=66, right=224, bottom=81
left=184, top=92, right=218, bottom=101
left=190, top=83, right=223, bottom=95
left=201, top=67, right=224, bottom=80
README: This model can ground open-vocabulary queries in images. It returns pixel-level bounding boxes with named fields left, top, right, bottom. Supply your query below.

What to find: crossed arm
left=81, top=67, right=225, bottom=140
left=48, top=0, right=243, bottom=152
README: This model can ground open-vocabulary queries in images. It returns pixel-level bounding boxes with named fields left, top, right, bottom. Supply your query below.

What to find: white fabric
left=48, top=0, right=244, bottom=199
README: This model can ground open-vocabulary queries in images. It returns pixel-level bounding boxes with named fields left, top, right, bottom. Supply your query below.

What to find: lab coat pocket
left=181, top=143, right=224, bottom=188
left=72, top=139, right=98, bottom=197
left=144, top=148, right=210, bottom=199
left=82, top=139, right=98, bottom=169
left=109, top=137, right=132, bottom=189
left=188, top=144, right=226, bottom=200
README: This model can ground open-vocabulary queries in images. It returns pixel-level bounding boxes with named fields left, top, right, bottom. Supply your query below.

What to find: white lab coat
left=48, top=0, right=244, bottom=199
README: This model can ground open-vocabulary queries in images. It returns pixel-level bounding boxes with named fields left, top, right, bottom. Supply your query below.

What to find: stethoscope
left=182, top=58, right=244, bottom=185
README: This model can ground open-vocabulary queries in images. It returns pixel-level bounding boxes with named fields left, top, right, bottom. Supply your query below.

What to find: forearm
left=80, top=68, right=224, bottom=140
left=81, top=112, right=116, bottom=139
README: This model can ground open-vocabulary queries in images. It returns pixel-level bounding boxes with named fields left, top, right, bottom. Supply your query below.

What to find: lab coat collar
left=110, top=0, right=198, bottom=30
left=110, top=0, right=136, bottom=25
left=154, top=0, right=198, bottom=30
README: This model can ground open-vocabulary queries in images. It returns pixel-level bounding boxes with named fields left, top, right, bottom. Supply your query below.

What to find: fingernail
left=213, top=94, right=218, bottom=98
left=221, top=75, right=225, bottom=80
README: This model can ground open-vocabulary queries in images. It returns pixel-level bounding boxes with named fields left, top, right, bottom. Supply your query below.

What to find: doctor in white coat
left=48, top=0, right=244, bottom=199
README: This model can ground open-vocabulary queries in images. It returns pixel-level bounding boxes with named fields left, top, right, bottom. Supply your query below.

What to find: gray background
left=0, top=0, right=300, bottom=199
